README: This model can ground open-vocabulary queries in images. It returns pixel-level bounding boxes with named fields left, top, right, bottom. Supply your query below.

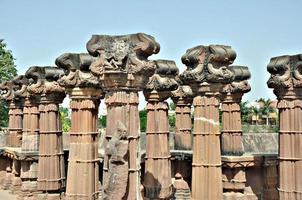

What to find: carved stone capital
left=267, top=54, right=302, bottom=97
left=55, top=53, right=101, bottom=88
left=87, top=33, right=160, bottom=91
left=0, top=81, right=14, bottom=101
left=11, top=75, right=29, bottom=99
left=180, top=45, right=236, bottom=87
left=171, top=85, right=193, bottom=105
left=25, top=66, right=65, bottom=100
left=144, top=59, right=179, bottom=99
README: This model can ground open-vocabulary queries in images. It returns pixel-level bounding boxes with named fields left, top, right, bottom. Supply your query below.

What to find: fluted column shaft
left=174, top=100, right=192, bottom=150
left=278, top=94, right=302, bottom=200
left=191, top=95, right=222, bottom=200
left=65, top=88, right=100, bottom=200
left=143, top=92, right=172, bottom=199
left=221, top=94, right=243, bottom=156
left=103, top=90, right=140, bottom=200
left=37, top=94, right=65, bottom=197
left=8, top=101, right=23, bottom=147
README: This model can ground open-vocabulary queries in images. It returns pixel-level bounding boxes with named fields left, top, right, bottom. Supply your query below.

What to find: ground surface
left=0, top=190, right=16, bottom=200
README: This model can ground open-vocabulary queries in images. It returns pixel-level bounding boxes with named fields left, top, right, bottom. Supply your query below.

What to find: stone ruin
left=0, top=32, right=298, bottom=200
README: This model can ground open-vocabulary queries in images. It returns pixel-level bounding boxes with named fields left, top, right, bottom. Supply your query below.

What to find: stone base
left=223, top=192, right=246, bottom=200
left=2, top=173, right=14, bottom=190
left=38, top=193, right=63, bottom=200
left=10, top=176, right=22, bottom=194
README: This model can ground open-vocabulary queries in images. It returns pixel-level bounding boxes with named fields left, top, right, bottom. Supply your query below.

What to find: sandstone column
left=143, top=60, right=178, bottom=199
left=220, top=66, right=252, bottom=199
left=180, top=45, right=237, bottom=200
left=267, top=54, right=302, bottom=200
left=172, top=85, right=193, bottom=150
left=25, top=66, right=66, bottom=199
left=56, top=53, right=102, bottom=200
left=87, top=33, right=160, bottom=199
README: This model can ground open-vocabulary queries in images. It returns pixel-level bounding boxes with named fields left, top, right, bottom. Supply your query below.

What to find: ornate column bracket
left=56, top=52, right=102, bottom=200
left=220, top=65, right=251, bottom=156
left=86, top=33, right=160, bottom=199
left=180, top=44, right=238, bottom=200
left=171, top=85, right=193, bottom=150
left=143, top=59, right=178, bottom=199
left=25, top=66, right=66, bottom=199
left=267, top=54, right=302, bottom=200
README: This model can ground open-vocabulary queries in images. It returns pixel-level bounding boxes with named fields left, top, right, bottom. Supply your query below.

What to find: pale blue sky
left=1, top=0, right=302, bottom=102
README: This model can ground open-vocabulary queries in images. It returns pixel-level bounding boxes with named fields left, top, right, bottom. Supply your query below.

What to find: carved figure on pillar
left=87, top=33, right=160, bottom=199
left=143, top=60, right=178, bottom=199
left=180, top=45, right=237, bottom=200
left=25, top=66, right=66, bottom=199
left=171, top=85, right=193, bottom=150
left=56, top=53, right=102, bottom=200
left=221, top=65, right=251, bottom=156
left=267, top=54, right=302, bottom=200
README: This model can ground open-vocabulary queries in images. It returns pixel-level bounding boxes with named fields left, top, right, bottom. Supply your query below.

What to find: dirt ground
left=0, top=190, right=16, bottom=200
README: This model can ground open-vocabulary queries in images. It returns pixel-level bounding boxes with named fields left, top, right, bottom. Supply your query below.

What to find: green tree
left=240, top=101, right=252, bottom=124
left=99, top=115, right=107, bottom=128
left=139, top=109, right=147, bottom=132
left=251, top=106, right=260, bottom=125
left=258, top=98, right=275, bottom=125
left=0, top=40, right=17, bottom=128
left=59, top=106, right=71, bottom=132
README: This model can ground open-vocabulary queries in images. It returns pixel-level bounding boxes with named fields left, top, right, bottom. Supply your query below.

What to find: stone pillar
left=221, top=66, right=250, bottom=156
left=20, top=96, right=40, bottom=200
left=143, top=91, right=172, bottom=199
left=221, top=93, right=244, bottom=156
left=56, top=53, right=103, bottom=200
left=192, top=93, right=222, bottom=200
left=172, top=86, right=193, bottom=150
left=2, top=158, right=13, bottom=190
left=180, top=45, right=239, bottom=200
left=103, top=90, right=140, bottom=199
left=65, top=88, right=100, bottom=200
left=8, top=100, right=23, bottom=147
left=25, top=66, right=67, bottom=199
left=10, top=158, right=22, bottom=194
left=267, top=54, right=302, bottom=200
left=263, top=156, right=278, bottom=200
left=86, top=32, right=160, bottom=199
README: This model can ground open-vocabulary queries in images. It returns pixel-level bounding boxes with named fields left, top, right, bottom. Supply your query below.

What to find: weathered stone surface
left=25, top=66, right=66, bottom=197
left=87, top=33, right=160, bottom=199
left=172, top=173, right=191, bottom=200
left=267, top=54, right=302, bottom=200
left=56, top=53, right=102, bottom=200
left=180, top=44, right=238, bottom=200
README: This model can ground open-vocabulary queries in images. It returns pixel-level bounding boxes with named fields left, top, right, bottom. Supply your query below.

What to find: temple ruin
left=0, top=32, right=298, bottom=200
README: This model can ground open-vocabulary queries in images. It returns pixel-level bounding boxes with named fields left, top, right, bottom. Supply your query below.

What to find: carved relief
left=87, top=33, right=160, bottom=90
left=0, top=81, right=14, bottom=101
left=11, top=75, right=29, bottom=99
left=103, top=122, right=129, bottom=200
left=180, top=45, right=236, bottom=85
left=25, top=66, right=65, bottom=95
left=55, top=53, right=100, bottom=88
left=222, top=66, right=251, bottom=94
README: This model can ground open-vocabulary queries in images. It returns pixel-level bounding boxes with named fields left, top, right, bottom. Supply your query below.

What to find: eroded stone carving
left=103, top=122, right=129, bottom=200
left=55, top=53, right=100, bottom=88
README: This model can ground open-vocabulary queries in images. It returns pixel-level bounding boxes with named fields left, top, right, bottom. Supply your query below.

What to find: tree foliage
left=0, top=40, right=17, bottom=128
left=99, top=115, right=107, bottom=128
left=60, top=106, right=71, bottom=132
left=139, top=109, right=147, bottom=132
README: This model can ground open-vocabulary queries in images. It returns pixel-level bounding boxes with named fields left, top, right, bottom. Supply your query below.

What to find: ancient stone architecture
left=180, top=44, right=238, bottom=200
left=143, top=60, right=178, bottom=199
left=86, top=33, right=160, bottom=199
left=25, top=66, right=66, bottom=199
left=56, top=53, right=102, bottom=200
left=0, top=32, right=294, bottom=200
left=172, top=85, right=193, bottom=150
left=267, top=54, right=302, bottom=200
